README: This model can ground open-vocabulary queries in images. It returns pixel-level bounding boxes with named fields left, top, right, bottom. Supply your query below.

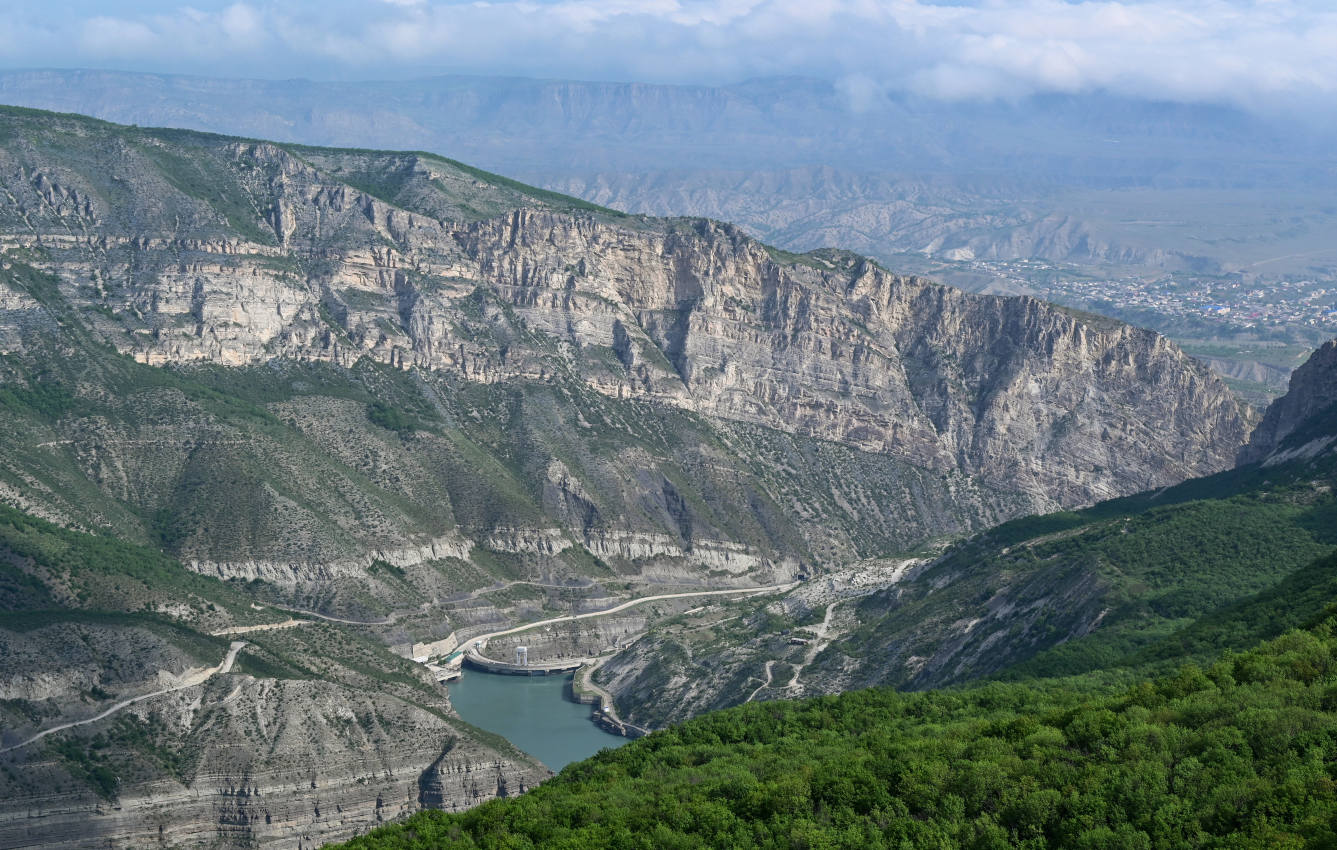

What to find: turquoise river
left=446, top=672, right=628, bottom=771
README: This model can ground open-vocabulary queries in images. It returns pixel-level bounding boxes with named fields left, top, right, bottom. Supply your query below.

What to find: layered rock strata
left=0, top=116, right=1247, bottom=526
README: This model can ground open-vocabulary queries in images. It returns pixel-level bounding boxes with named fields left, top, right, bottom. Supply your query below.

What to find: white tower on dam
left=516, top=646, right=528, bottom=667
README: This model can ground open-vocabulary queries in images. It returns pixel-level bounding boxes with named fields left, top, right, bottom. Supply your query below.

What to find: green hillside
left=828, top=420, right=1337, bottom=692
left=335, top=604, right=1337, bottom=849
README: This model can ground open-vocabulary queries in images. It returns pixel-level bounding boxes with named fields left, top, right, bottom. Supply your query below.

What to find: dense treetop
left=336, top=590, right=1337, bottom=850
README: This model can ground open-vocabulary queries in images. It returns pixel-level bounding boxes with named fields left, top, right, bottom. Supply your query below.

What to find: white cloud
left=79, top=16, right=158, bottom=55
left=6, top=0, right=1337, bottom=113
left=219, top=3, right=262, bottom=42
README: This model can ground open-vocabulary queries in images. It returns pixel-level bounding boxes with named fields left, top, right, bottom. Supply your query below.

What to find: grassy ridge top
left=0, top=103, right=881, bottom=275
left=0, top=104, right=632, bottom=243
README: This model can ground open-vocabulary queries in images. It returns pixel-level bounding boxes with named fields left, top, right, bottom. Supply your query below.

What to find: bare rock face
left=1238, top=339, right=1337, bottom=464
left=0, top=700, right=544, bottom=850
left=435, top=211, right=1244, bottom=506
left=0, top=117, right=1246, bottom=534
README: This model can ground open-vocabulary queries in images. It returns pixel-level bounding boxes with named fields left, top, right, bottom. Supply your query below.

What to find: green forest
left=337, top=596, right=1337, bottom=849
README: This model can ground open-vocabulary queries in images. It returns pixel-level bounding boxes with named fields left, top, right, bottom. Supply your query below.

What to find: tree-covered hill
left=334, top=603, right=1337, bottom=849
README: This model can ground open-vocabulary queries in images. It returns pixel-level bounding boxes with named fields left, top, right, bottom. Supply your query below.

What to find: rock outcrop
left=0, top=615, right=549, bottom=850
left=0, top=684, right=547, bottom=850
left=1238, top=338, right=1337, bottom=464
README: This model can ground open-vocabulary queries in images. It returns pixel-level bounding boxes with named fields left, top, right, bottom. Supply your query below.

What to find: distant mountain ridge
left=6, top=70, right=1318, bottom=177
left=3, top=69, right=1335, bottom=272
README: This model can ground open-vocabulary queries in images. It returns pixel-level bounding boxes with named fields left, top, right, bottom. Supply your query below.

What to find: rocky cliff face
left=0, top=109, right=1246, bottom=561
left=1238, top=338, right=1337, bottom=464
left=0, top=536, right=551, bottom=850
left=0, top=676, right=548, bottom=850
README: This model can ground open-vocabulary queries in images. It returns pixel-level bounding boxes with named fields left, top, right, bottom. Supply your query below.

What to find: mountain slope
left=595, top=338, right=1337, bottom=728
left=0, top=106, right=1247, bottom=603
left=325, top=338, right=1337, bottom=849
left=0, top=502, right=548, bottom=849
left=337, top=610, right=1337, bottom=849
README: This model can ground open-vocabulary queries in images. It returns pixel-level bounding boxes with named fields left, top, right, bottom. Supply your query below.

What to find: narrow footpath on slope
left=269, top=605, right=396, bottom=626
left=0, top=641, right=247, bottom=754
left=746, top=660, right=775, bottom=703
left=786, top=601, right=839, bottom=693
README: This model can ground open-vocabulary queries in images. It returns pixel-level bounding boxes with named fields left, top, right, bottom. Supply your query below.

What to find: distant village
left=972, top=258, right=1337, bottom=333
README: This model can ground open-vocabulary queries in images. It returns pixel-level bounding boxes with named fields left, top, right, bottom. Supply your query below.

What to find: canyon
left=0, top=106, right=1259, bottom=848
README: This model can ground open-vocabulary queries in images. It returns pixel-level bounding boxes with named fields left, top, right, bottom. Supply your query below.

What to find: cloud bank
left=2, top=0, right=1336, bottom=112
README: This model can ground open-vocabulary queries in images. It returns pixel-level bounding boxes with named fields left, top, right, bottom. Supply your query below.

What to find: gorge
left=0, top=105, right=1281, bottom=848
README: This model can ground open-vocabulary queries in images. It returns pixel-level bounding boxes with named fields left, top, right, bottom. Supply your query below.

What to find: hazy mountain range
left=3, top=69, right=1336, bottom=275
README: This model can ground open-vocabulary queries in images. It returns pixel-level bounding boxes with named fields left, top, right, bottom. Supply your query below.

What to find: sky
left=2, top=0, right=1336, bottom=115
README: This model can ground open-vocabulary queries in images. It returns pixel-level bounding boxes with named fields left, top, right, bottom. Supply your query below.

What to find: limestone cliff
left=0, top=676, right=548, bottom=850
left=1238, top=338, right=1337, bottom=464
left=0, top=108, right=1246, bottom=586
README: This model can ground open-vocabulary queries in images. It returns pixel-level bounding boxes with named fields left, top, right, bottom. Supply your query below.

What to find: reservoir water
left=447, top=672, right=628, bottom=771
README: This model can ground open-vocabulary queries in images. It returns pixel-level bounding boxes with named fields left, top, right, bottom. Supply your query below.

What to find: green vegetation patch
left=827, top=445, right=1337, bottom=692
left=337, top=613, right=1337, bottom=849
left=0, top=501, right=251, bottom=620
left=131, top=141, right=275, bottom=245
left=368, top=401, right=422, bottom=435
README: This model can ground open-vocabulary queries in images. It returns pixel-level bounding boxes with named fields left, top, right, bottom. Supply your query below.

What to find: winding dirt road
left=459, top=582, right=798, bottom=659
left=787, top=601, right=838, bottom=692
left=0, top=641, right=247, bottom=755
left=211, top=619, right=306, bottom=636
left=746, top=660, right=775, bottom=703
